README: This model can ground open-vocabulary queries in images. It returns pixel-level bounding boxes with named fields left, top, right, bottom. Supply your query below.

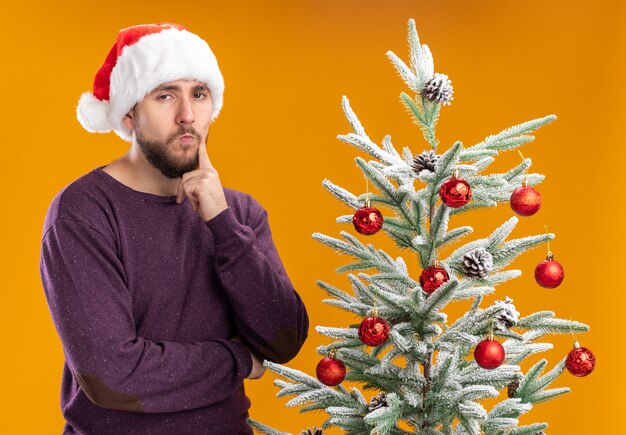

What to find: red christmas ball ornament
left=439, top=169, right=472, bottom=208
left=566, top=341, right=596, bottom=377
left=474, top=335, right=505, bottom=369
left=510, top=179, right=542, bottom=217
left=419, top=261, right=450, bottom=294
left=534, top=252, right=564, bottom=289
left=352, top=205, right=384, bottom=235
left=358, top=313, right=390, bottom=346
left=316, top=352, right=346, bottom=386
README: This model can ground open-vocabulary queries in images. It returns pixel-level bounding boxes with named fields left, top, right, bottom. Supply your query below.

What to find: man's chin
left=167, top=160, right=199, bottom=178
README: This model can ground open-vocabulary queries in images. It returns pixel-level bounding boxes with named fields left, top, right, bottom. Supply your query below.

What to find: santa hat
left=76, top=23, right=224, bottom=142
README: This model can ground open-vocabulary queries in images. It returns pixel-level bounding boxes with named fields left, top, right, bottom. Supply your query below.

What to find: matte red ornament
left=419, top=261, right=450, bottom=294
left=439, top=170, right=472, bottom=208
left=316, top=354, right=346, bottom=386
left=534, top=252, right=564, bottom=289
left=358, top=316, right=390, bottom=346
left=510, top=179, right=542, bottom=216
left=474, top=336, right=505, bottom=369
left=353, top=206, right=384, bottom=235
left=566, top=341, right=596, bottom=377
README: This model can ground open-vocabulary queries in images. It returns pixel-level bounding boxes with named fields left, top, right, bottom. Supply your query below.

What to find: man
left=39, top=23, right=309, bottom=434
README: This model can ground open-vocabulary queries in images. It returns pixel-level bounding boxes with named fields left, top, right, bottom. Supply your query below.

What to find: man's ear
left=121, top=107, right=135, bottom=132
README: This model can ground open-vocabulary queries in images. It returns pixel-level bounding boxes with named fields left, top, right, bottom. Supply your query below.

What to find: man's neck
left=103, top=146, right=181, bottom=197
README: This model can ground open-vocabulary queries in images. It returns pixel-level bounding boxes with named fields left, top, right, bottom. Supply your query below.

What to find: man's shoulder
left=42, top=168, right=114, bottom=238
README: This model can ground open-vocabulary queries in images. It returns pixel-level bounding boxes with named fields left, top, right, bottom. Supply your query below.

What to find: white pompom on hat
left=76, top=23, right=224, bottom=142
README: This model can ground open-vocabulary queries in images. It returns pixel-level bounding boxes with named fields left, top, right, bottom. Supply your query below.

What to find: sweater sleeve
left=39, top=218, right=253, bottom=414
left=204, top=204, right=309, bottom=364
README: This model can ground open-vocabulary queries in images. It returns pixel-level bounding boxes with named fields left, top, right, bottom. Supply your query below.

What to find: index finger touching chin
left=198, top=143, right=213, bottom=170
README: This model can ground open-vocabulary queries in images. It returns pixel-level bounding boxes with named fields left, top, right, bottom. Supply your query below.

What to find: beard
left=135, top=127, right=202, bottom=179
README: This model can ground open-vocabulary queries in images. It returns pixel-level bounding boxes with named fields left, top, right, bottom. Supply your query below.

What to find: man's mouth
left=178, top=134, right=196, bottom=144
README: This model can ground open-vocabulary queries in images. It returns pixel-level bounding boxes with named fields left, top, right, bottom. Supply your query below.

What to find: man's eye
left=194, top=93, right=207, bottom=99
left=158, top=94, right=171, bottom=100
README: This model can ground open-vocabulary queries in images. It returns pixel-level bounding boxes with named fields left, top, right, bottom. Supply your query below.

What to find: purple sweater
left=39, top=166, right=309, bottom=434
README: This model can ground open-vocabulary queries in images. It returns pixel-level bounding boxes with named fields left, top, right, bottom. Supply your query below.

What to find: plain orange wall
left=2, top=1, right=624, bottom=433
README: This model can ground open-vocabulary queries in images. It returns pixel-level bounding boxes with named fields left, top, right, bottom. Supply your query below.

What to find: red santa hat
left=76, top=23, right=224, bottom=142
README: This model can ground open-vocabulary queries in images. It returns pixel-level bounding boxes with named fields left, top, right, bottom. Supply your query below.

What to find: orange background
left=2, top=1, right=624, bottom=433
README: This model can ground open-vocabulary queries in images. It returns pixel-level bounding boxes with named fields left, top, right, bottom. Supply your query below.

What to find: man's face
left=123, top=79, right=213, bottom=179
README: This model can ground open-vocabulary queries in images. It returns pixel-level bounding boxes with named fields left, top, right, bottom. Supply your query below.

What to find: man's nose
left=176, top=97, right=195, bottom=125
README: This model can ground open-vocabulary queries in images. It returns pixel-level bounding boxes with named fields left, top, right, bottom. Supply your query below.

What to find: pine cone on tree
left=461, top=248, right=493, bottom=279
left=368, top=392, right=388, bottom=411
left=507, top=380, right=520, bottom=398
left=412, top=150, right=440, bottom=175
left=299, top=427, right=323, bottom=435
left=421, top=72, right=454, bottom=106
left=494, top=297, right=520, bottom=330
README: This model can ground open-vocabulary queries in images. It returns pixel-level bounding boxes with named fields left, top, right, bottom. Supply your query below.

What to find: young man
left=39, top=23, right=309, bottom=434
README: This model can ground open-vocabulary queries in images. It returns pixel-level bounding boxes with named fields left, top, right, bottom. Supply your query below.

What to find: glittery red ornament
left=419, top=262, right=450, bottom=294
left=474, top=337, right=505, bottom=369
left=358, top=316, right=390, bottom=346
left=439, top=170, right=472, bottom=208
left=534, top=252, right=564, bottom=289
left=510, top=179, right=542, bottom=217
left=316, top=354, right=346, bottom=386
left=352, top=206, right=384, bottom=235
left=566, top=342, right=596, bottom=377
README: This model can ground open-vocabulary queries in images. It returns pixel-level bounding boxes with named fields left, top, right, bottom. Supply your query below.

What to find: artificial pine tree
left=249, top=19, right=592, bottom=435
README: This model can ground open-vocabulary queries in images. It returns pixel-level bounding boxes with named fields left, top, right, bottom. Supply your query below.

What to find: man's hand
left=246, top=350, right=266, bottom=380
left=176, top=141, right=228, bottom=222
left=232, top=337, right=266, bottom=380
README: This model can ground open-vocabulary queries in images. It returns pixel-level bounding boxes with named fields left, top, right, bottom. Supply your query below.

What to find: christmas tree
left=249, top=19, right=594, bottom=435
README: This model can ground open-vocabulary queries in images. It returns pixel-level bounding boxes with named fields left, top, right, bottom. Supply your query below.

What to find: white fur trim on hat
left=76, top=92, right=114, bottom=133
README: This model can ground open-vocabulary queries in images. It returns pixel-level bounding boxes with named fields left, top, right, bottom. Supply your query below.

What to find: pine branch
left=525, top=387, right=570, bottom=404
left=317, top=339, right=368, bottom=354
left=322, top=178, right=362, bottom=210
left=399, top=92, right=440, bottom=149
left=275, top=379, right=311, bottom=397
left=316, top=326, right=359, bottom=340
left=452, top=286, right=495, bottom=301
left=505, top=342, right=553, bottom=366
left=437, top=225, right=474, bottom=251
left=521, top=317, right=589, bottom=334
left=503, top=158, right=532, bottom=181
left=264, top=360, right=327, bottom=390
left=458, top=148, right=499, bottom=162
left=419, top=141, right=465, bottom=229
left=321, top=299, right=366, bottom=317
left=407, top=18, right=434, bottom=89
left=317, top=280, right=357, bottom=303
left=355, top=157, right=418, bottom=231
left=363, top=392, right=403, bottom=435
left=514, top=358, right=571, bottom=407
left=387, top=51, right=420, bottom=93
left=492, top=234, right=555, bottom=269
left=342, top=94, right=368, bottom=136
left=509, top=423, right=549, bottom=435
left=418, top=280, right=459, bottom=329
left=349, top=273, right=376, bottom=303
left=466, top=115, right=557, bottom=153
left=247, top=419, right=291, bottom=435
left=312, top=231, right=368, bottom=259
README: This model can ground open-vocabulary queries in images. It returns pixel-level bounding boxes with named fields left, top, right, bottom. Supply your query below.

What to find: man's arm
left=205, top=202, right=309, bottom=364
left=40, top=218, right=253, bottom=413
left=176, top=143, right=309, bottom=363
